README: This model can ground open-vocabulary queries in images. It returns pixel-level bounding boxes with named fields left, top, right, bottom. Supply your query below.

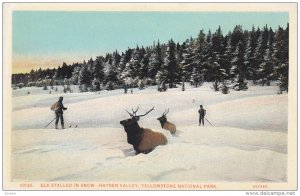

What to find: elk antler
left=125, top=105, right=141, bottom=117
left=125, top=109, right=134, bottom=117
left=135, top=106, right=155, bottom=118
left=163, top=108, right=169, bottom=116
left=132, top=105, right=140, bottom=116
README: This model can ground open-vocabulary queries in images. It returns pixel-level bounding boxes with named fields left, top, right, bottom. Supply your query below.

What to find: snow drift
left=11, top=83, right=288, bottom=182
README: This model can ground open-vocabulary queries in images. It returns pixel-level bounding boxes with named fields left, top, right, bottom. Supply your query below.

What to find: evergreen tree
left=261, top=25, right=270, bottom=50
left=117, top=55, right=126, bottom=85
left=70, top=63, right=81, bottom=85
left=221, top=81, right=230, bottom=94
left=159, top=39, right=178, bottom=88
left=257, top=41, right=275, bottom=86
left=223, top=33, right=233, bottom=77
left=231, top=41, right=248, bottom=90
left=273, top=24, right=289, bottom=93
left=92, top=56, right=105, bottom=91
left=191, top=30, right=206, bottom=87
left=149, top=41, right=163, bottom=79
left=181, top=79, right=185, bottom=91
left=104, top=53, right=119, bottom=90
left=252, top=32, right=264, bottom=83
left=12, top=23, right=289, bottom=94
left=181, top=39, right=195, bottom=82
left=244, top=26, right=258, bottom=80
left=230, top=25, right=244, bottom=51
left=176, top=42, right=185, bottom=78
left=202, top=30, right=217, bottom=82
left=211, top=26, right=225, bottom=61
left=119, top=49, right=142, bottom=87
left=210, top=27, right=227, bottom=84
left=118, top=54, right=126, bottom=73
left=211, top=62, right=228, bottom=91
left=190, top=67, right=204, bottom=87
left=79, top=64, right=92, bottom=92
left=139, top=50, right=150, bottom=80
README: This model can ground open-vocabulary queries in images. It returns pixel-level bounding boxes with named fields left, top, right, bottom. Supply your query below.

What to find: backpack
left=199, top=109, right=206, bottom=116
left=51, top=102, right=59, bottom=111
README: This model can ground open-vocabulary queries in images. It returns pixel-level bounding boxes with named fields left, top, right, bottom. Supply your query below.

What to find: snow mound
left=11, top=83, right=288, bottom=183
left=12, top=126, right=287, bottom=182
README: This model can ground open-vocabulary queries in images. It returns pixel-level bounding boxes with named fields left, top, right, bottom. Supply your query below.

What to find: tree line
left=12, top=24, right=289, bottom=93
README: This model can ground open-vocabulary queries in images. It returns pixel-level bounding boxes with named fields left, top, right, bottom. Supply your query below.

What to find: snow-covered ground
left=11, top=82, right=288, bottom=183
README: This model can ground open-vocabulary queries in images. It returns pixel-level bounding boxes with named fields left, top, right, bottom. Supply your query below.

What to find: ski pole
left=44, top=117, right=56, bottom=128
left=205, top=117, right=214, bottom=127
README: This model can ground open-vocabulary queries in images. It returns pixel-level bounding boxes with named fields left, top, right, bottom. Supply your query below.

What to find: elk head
left=157, top=108, right=169, bottom=123
left=120, top=105, right=155, bottom=131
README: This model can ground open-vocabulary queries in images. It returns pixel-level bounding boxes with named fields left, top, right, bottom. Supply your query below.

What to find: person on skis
left=198, top=105, right=206, bottom=126
left=51, top=96, right=67, bottom=129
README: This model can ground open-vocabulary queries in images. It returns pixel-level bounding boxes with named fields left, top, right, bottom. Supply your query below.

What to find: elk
left=120, top=106, right=167, bottom=154
left=157, top=109, right=176, bottom=134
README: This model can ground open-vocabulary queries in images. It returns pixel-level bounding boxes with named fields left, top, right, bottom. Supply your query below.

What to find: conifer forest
left=12, top=24, right=289, bottom=94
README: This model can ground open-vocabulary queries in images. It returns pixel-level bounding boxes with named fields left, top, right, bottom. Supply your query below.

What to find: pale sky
left=12, top=11, right=288, bottom=73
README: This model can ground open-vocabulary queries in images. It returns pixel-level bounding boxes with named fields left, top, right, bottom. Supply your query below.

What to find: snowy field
left=11, top=82, right=288, bottom=183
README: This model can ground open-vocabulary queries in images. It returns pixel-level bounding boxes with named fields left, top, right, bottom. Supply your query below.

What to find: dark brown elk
left=120, top=106, right=167, bottom=154
left=157, top=109, right=176, bottom=134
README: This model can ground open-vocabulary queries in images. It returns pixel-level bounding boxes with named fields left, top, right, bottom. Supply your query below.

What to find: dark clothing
left=55, top=112, right=64, bottom=126
left=55, top=101, right=67, bottom=114
left=199, top=117, right=204, bottom=126
left=198, top=108, right=206, bottom=117
left=53, top=100, right=67, bottom=128
left=198, top=108, right=206, bottom=126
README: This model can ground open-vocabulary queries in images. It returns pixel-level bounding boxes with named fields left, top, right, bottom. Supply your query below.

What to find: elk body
left=120, top=106, right=167, bottom=154
left=157, top=109, right=176, bottom=134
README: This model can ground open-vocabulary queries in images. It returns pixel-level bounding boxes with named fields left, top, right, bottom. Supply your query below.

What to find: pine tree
left=139, top=50, right=150, bottom=80
left=223, top=33, right=233, bottom=77
left=244, top=26, right=258, bottom=80
left=231, top=41, right=248, bottom=90
left=257, top=41, right=275, bottom=86
left=92, top=56, right=105, bottom=91
left=191, top=30, right=206, bottom=87
left=92, top=78, right=101, bottom=91
left=162, top=39, right=178, bottom=88
left=261, top=25, right=270, bottom=51
left=230, top=25, right=244, bottom=51
left=210, top=27, right=227, bottom=86
left=176, top=42, right=184, bottom=78
left=78, top=64, right=92, bottom=92
left=104, top=53, right=119, bottom=90
left=190, top=67, right=203, bottom=88
left=211, top=62, right=228, bottom=91
left=149, top=41, right=163, bottom=80
left=181, top=79, right=185, bottom=91
left=87, top=60, right=95, bottom=91
left=275, top=63, right=288, bottom=93
left=181, top=39, right=195, bottom=82
left=211, top=26, right=225, bottom=61
left=70, top=64, right=81, bottom=85
left=252, top=32, right=264, bottom=83
left=273, top=24, right=289, bottom=93
left=119, top=48, right=141, bottom=87
left=124, top=84, right=128, bottom=94
left=221, top=81, right=230, bottom=94
left=202, top=29, right=218, bottom=82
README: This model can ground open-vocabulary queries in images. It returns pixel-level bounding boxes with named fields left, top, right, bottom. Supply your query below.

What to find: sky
left=12, top=11, right=288, bottom=73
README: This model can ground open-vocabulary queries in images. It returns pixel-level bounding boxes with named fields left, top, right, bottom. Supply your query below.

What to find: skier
left=51, top=96, right=67, bottom=129
left=198, top=105, right=206, bottom=126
